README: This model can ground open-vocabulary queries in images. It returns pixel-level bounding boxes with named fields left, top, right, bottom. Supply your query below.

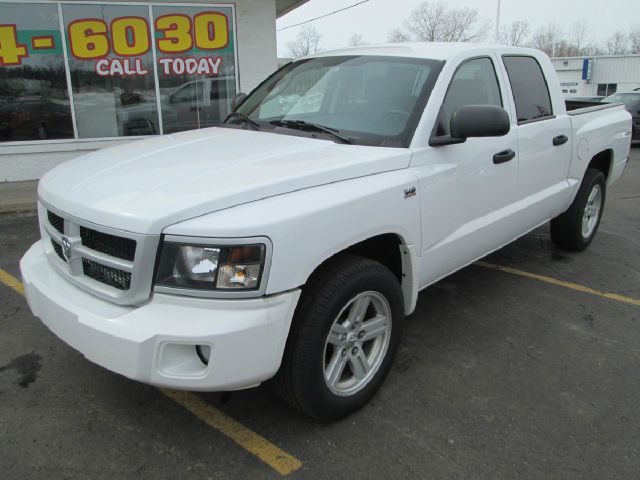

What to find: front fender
left=164, top=170, right=422, bottom=310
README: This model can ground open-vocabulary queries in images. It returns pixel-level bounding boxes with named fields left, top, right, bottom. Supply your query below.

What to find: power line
left=277, top=0, right=371, bottom=31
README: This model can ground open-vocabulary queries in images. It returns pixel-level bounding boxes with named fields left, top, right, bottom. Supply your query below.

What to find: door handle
left=493, top=149, right=516, bottom=164
left=553, top=134, right=568, bottom=146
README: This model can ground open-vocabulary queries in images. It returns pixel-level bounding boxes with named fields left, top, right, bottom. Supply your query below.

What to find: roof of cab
left=310, top=42, right=542, bottom=61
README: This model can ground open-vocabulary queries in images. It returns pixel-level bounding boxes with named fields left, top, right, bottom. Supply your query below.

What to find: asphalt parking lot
left=1, top=148, right=639, bottom=480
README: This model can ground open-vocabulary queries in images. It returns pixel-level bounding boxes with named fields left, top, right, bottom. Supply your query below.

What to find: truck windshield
left=232, top=55, right=443, bottom=147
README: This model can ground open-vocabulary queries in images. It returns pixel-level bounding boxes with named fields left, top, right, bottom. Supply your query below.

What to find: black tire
left=274, top=254, right=404, bottom=421
left=550, top=168, right=606, bottom=251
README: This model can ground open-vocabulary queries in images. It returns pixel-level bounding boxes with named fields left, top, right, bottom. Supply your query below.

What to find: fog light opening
left=195, top=344, right=211, bottom=365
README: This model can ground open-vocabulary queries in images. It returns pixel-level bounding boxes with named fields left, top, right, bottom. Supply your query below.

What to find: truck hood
left=39, top=127, right=412, bottom=234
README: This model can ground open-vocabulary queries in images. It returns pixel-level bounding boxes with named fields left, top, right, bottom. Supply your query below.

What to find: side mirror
left=450, top=105, right=511, bottom=139
left=231, top=92, right=247, bottom=111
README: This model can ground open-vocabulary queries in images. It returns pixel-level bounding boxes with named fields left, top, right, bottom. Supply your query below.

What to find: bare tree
left=531, top=23, right=563, bottom=56
left=606, top=31, right=628, bottom=55
left=395, top=1, right=489, bottom=43
left=388, top=28, right=411, bottom=43
left=582, top=43, right=605, bottom=56
left=499, top=20, right=530, bottom=46
left=629, top=24, right=640, bottom=54
left=286, top=25, right=322, bottom=59
left=569, top=19, right=588, bottom=54
left=348, top=33, right=366, bottom=47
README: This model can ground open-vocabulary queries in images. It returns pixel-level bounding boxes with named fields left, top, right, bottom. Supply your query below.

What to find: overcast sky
left=276, top=0, right=638, bottom=56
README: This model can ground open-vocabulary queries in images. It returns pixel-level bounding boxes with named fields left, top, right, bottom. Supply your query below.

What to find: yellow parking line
left=0, top=267, right=24, bottom=295
left=162, top=389, right=302, bottom=476
left=475, top=261, right=640, bottom=307
left=0, top=269, right=302, bottom=477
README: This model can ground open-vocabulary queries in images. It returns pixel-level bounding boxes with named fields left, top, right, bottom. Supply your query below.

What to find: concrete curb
left=0, top=180, right=38, bottom=214
left=0, top=203, right=37, bottom=214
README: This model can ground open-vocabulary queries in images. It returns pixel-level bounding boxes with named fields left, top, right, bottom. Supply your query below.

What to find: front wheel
left=274, top=254, right=404, bottom=421
left=551, top=167, right=606, bottom=251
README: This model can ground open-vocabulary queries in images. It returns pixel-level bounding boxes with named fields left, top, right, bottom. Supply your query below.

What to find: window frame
left=0, top=0, right=239, bottom=147
left=429, top=55, right=505, bottom=145
left=501, top=54, right=555, bottom=126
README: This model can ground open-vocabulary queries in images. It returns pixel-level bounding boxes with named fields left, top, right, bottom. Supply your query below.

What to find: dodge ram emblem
left=61, top=236, right=72, bottom=262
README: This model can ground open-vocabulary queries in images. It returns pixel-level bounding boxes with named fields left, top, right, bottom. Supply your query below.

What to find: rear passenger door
left=501, top=55, right=572, bottom=227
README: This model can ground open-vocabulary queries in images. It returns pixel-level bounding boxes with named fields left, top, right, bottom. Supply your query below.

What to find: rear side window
left=503, top=56, right=553, bottom=123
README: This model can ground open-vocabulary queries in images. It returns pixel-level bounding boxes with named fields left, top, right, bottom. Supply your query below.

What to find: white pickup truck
left=21, top=43, right=631, bottom=420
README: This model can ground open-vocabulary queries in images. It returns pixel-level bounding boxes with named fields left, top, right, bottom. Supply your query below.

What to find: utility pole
left=495, top=0, right=501, bottom=43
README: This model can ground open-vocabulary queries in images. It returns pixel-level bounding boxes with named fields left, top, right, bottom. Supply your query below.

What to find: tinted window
left=503, top=56, right=553, bottom=123
left=435, top=57, right=502, bottom=136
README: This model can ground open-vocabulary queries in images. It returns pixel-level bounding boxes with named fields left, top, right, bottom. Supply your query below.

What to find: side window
left=435, top=57, right=502, bottom=136
left=503, top=56, right=553, bottom=123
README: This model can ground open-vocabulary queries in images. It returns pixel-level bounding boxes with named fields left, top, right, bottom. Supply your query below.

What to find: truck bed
left=565, top=100, right=620, bottom=116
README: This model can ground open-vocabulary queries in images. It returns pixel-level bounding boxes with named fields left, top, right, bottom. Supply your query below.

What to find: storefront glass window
left=153, top=5, right=236, bottom=134
left=0, top=3, right=74, bottom=142
left=62, top=4, right=160, bottom=138
left=0, top=2, right=237, bottom=143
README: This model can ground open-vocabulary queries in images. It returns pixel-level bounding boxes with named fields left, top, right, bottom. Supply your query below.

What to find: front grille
left=48, top=211, right=64, bottom=233
left=82, top=258, right=131, bottom=290
left=80, top=226, right=136, bottom=261
left=51, top=239, right=65, bottom=261
left=42, top=206, right=159, bottom=304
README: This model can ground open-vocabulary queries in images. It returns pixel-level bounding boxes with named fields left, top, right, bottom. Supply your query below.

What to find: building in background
left=0, top=0, right=308, bottom=182
left=552, top=54, right=640, bottom=98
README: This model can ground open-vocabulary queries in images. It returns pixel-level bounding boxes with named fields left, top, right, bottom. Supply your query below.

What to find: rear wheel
left=551, top=168, right=606, bottom=251
left=274, top=254, right=403, bottom=421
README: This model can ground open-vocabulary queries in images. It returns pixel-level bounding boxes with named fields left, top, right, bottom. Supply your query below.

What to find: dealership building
left=551, top=54, right=640, bottom=98
left=0, top=0, right=307, bottom=182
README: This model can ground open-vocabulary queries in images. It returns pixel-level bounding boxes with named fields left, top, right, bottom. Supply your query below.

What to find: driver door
left=415, top=56, right=520, bottom=285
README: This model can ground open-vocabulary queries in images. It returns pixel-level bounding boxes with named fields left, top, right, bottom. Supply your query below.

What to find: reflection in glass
left=153, top=6, right=237, bottom=134
left=236, top=56, right=441, bottom=146
left=62, top=4, right=160, bottom=139
left=0, top=4, right=73, bottom=142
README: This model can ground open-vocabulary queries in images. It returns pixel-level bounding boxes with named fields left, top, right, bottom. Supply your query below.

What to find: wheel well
left=311, top=234, right=404, bottom=285
left=588, top=150, right=612, bottom=180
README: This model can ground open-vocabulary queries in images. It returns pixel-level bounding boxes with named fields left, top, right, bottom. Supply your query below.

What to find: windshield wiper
left=225, top=112, right=260, bottom=130
left=270, top=120, right=352, bottom=144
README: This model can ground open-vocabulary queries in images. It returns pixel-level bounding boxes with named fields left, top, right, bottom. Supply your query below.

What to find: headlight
left=155, top=237, right=270, bottom=297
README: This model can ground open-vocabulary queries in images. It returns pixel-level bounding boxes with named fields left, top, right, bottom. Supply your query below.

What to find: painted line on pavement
left=475, top=261, right=640, bottom=307
left=162, top=389, right=303, bottom=476
left=0, top=268, right=302, bottom=477
left=0, top=267, right=24, bottom=296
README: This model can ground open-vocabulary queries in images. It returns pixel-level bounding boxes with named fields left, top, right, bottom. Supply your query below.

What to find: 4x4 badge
left=404, top=187, right=417, bottom=199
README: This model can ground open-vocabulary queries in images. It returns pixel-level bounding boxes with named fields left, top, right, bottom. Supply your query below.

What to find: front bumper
left=20, top=241, right=300, bottom=391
